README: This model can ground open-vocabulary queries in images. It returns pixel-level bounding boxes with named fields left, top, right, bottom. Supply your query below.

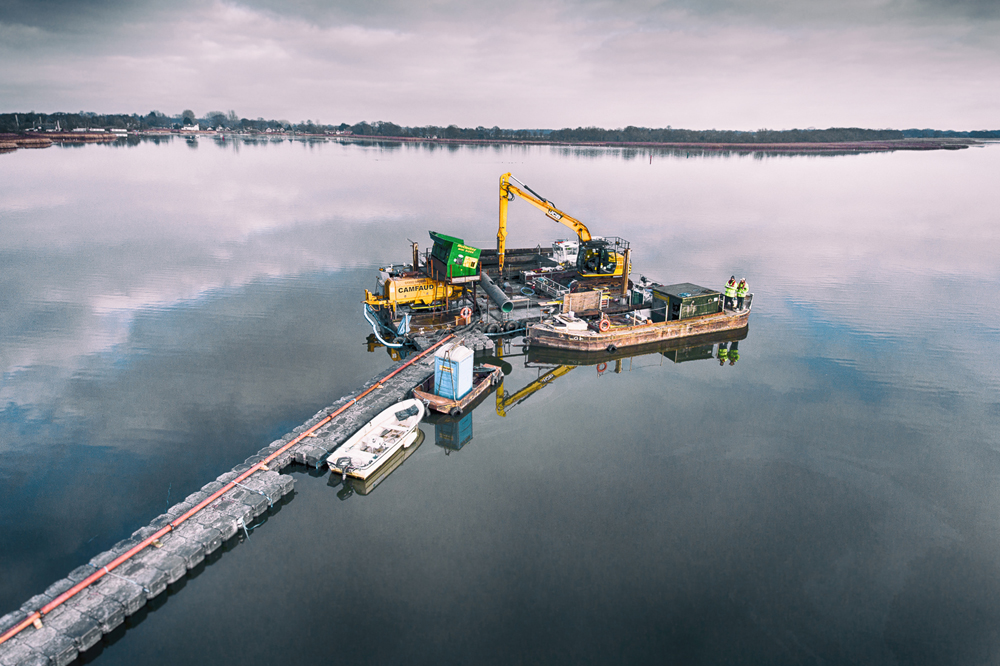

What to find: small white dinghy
left=327, top=398, right=425, bottom=480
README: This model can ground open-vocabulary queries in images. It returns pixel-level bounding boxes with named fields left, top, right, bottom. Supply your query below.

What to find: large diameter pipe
left=481, top=273, right=513, bottom=313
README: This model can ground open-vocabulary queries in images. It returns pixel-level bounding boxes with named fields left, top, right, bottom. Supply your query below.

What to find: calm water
left=2, top=137, right=999, bottom=664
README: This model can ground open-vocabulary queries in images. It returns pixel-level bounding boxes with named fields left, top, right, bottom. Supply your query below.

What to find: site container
left=650, top=283, right=721, bottom=322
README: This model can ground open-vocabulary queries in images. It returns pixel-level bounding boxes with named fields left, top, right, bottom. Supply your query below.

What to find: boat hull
left=327, top=398, right=425, bottom=480
left=527, top=309, right=750, bottom=352
left=526, top=326, right=749, bottom=366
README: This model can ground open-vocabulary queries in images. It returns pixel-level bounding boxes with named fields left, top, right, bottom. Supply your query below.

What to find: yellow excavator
left=498, top=172, right=629, bottom=279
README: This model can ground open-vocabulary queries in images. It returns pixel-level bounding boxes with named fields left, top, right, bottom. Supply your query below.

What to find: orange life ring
left=598, top=319, right=610, bottom=332
left=460, top=307, right=472, bottom=319
left=596, top=362, right=608, bottom=373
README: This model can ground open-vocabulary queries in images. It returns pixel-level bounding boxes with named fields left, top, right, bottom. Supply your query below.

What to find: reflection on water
left=2, top=139, right=1000, bottom=665
left=330, top=429, right=426, bottom=499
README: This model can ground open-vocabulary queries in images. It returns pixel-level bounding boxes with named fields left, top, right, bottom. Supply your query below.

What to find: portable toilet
left=435, top=412, right=474, bottom=451
left=434, top=343, right=474, bottom=400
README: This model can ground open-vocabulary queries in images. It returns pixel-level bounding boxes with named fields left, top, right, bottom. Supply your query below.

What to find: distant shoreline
left=330, top=134, right=980, bottom=153
left=0, top=130, right=981, bottom=155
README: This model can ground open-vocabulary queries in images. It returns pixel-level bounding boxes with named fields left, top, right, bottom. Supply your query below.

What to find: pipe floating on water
left=0, top=333, right=456, bottom=649
left=481, top=273, right=514, bottom=313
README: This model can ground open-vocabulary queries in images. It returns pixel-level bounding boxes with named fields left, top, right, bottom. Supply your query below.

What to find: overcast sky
left=1, top=0, right=998, bottom=129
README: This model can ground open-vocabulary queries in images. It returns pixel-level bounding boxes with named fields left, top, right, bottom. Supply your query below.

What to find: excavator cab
left=577, top=241, right=617, bottom=275
left=576, top=237, right=629, bottom=278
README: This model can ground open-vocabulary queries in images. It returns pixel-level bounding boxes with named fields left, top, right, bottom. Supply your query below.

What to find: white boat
left=327, top=399, right=425, bottom=480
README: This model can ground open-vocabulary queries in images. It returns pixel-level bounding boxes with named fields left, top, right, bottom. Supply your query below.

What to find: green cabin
left=429, top=231, right=481, bottom=278
left=650, top=283, right=721, bottom=322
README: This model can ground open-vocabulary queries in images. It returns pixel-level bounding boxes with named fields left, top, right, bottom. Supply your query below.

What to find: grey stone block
left=0, top=638, right=50, bottom=666
left=117, top=561, right=168, bottom=600
left=209, top=515, right=238, bottom=541
left=264, top=473, right=295, bottom=497
left=88, top=550, right=118, bottom=570
left=93, top=574, right=146, bottom=616
left=0, top=609, right=29, bottom=635
left=244, top=455, right=265, bottom=466
left=149, top=513, right=173, bottom=529
left=231, top=463, right=251, bottom=475
left=210, top=496, right=254, bottom=527
left=42, top=579, right=74, bottom=602
left=111, top=536, right=141, bottom=556
left=183, top=489, right=209, bottom=507
left=66, top=566, right=93, bottom=584
left=20, top=626, right=77, bottom=666
left=189, top=508, right=237, bottom=541
left=252, top=474, right=287, bottom=502
left=293, top=444, right=321, bottom=465
left=175, top=522, right=222, bottom=555
left=201, top=481, right=223, bottom=496
left=215, top=470, right=239, bottom=485
left=137, top=549, right=187, bottom=585
left=20, top=595, right=51, bottom=615
left=157, top=533, right=205, bottom=570
left=165, top=501, right=195, bottom=520
left=70, top=587, right=124, bottom=633
left=130, top=525, right=161, bottom=542
left=41, top=606, right=101, bottom=652
left=226, top=487, right=268, bottom=517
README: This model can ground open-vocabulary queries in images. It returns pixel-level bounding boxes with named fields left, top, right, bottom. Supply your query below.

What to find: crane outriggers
left=498, top=172, right=630, bottom=281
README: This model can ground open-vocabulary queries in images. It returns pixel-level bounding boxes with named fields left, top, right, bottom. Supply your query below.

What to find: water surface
left=2, top=137, right=999, bottom=664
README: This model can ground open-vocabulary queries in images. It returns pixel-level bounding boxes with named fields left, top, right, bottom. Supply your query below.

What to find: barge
left=527, top=282, right=751, bottom=352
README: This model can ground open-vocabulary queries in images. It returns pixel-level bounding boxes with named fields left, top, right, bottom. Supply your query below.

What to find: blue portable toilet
left=435, top=412, right=474, bottom=451
left=434, top=343, right=474, bottom=400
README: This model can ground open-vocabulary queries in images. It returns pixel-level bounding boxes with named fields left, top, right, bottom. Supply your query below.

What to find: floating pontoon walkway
left=0, top=330, right=492, bottom=666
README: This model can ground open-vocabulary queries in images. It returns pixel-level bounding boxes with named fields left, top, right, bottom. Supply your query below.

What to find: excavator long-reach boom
left=498, top=172, right=592, bottom=273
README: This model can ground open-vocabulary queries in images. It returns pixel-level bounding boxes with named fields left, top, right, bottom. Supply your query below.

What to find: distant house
left=180, top=124, right=200, bottom=133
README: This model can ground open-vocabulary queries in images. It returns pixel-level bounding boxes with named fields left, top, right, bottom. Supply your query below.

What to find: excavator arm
left=499, top=172, right=592, bottom=273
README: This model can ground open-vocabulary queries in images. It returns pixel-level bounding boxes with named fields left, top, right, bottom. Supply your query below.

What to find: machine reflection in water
left=347, top=326, right=749, bottom=492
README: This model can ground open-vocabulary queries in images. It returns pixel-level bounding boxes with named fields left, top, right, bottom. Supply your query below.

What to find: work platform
left=0, top=336, right=462, bottom=666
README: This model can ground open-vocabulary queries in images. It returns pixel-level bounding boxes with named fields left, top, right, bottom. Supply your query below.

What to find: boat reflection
left=352, top=326, right=750, bottom=463
left=525, top=326, right=748, bottom=367
left=493, top=326, right=750, bottom=415
left=328, top=428, right=425, bottom=500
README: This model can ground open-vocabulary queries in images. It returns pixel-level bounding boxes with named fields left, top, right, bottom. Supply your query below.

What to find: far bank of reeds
left=0, top=132, right=117, bottom=154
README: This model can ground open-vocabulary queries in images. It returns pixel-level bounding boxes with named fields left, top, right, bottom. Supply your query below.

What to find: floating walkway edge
left=0, top=334, right=455, bottom=666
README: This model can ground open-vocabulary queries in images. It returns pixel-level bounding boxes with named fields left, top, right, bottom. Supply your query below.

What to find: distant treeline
left=2, top=110, right=998, bottom=142
left=900, top=128, right=1000, bottom=139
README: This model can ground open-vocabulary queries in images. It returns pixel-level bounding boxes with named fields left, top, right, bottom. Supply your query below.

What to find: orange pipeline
left=0, top=334, right=454, bottom=646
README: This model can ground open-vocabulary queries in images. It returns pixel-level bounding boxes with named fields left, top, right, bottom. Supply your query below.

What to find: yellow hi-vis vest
left=736, top=283, right=748, bottom=298
left=724, top=282, right=737, bottom=298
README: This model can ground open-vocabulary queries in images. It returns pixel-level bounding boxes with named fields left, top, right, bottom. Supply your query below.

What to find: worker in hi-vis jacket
left=736, top=278, right=748, bottom=310
left=724, top=276, right=737, bottom=310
